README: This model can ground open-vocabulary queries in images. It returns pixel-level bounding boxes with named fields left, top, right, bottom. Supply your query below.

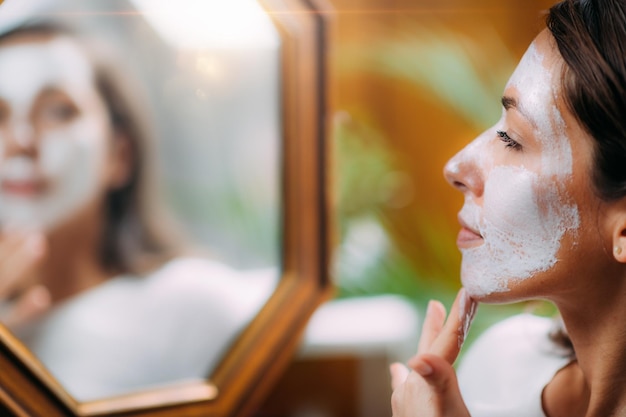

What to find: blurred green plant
left=334, top=111, right=455, bottom=307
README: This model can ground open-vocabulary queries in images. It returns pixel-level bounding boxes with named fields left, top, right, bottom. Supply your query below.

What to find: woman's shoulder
left=31, top=256, right=278, bottom=335
left=18, top=257, right=280, bottom=400
left=143, top=256, right=279, bottom=316
left=457, top=313, right=573, bottom=417
left=153, top=256, right=277, bottom=282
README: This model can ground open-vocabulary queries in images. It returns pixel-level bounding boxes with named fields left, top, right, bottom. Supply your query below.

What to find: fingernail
left=413, top=360, right=433, bottom=377
left=458, top=288, right=469, bottom=320
left=458, top=288, right=477, bottom=348
left=426, top=300, right=435, bottom=316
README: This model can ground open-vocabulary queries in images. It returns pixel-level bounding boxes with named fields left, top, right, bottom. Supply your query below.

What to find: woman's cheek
left=482, top=166, right=540, bottom=236
left=461, top=166, right=577, bottom=297
left=36, top=116, right=108, bottom=228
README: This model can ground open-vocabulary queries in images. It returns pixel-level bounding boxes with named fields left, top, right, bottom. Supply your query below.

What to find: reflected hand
left=390, top=288, right=477, bottom=417
left=0, top=232, right=50, bottom=330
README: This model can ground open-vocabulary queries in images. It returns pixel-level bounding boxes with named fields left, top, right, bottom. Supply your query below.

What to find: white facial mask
left=455, top=42, right=580, bottom=297
left=0, top=37, right=110, bottom=230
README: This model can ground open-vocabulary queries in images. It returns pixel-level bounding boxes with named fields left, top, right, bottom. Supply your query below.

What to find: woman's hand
left=0, top=231, right=50, bottom=330
left=390, top=288, right=477, bottom=417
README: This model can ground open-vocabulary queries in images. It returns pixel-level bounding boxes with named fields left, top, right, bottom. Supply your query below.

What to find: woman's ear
left=107, top=131, right=133, bottom=190
left=611, top=215, right=626, bottom=263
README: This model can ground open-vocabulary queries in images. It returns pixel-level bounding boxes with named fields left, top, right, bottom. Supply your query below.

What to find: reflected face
left=0, top=35, right=112, bottom=231
left=444, top=31, right=593, bottom=299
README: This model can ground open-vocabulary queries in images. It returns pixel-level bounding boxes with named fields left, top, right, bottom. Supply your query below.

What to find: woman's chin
left=462, top=279, right=537, bottom=305
left=461, top=277, right=513, bottom=303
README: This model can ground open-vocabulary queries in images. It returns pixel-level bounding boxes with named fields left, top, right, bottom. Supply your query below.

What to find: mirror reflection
left=0, top=0, right=281, bottom=402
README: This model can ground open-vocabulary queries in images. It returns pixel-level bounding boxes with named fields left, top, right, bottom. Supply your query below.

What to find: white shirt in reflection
left=12, top=257, right=278, bottom=401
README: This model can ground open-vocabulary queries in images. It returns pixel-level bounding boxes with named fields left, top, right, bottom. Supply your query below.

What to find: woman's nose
left=4, top=122, right=37, bottom=157
left=443, top=140, right=484, bottom=197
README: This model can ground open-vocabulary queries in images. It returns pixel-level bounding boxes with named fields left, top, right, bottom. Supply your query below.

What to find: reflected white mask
left=456, top=42, right=580, bottom=297
left=0, top=37, right=110, bottom=230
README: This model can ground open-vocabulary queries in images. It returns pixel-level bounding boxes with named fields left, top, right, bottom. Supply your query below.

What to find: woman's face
left=444, top=30, right=607, bottom=301
left=0, top=34, right=114, bottom=231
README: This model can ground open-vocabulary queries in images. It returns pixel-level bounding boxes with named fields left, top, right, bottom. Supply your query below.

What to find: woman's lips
left=457, top=216, right=483, bottom=248
left=457, top=226, right=483, bottom=247
left=1, top=180, right=42, bottom=196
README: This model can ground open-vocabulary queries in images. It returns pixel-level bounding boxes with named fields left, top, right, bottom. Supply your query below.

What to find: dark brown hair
left=545, top=0, right=626, bottom=357
left=0, top=22, right=183, bottom=275
left=547, top=0, right=626, bottom=200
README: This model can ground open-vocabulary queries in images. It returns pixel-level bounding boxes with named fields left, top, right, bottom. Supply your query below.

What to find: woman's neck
left=39, top=203, right=112, bottom=304
left=553, top=276, right=626, bottom=417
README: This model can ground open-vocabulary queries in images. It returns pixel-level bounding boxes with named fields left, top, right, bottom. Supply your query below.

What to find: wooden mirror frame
left=0, top=0, right=332, bottom=415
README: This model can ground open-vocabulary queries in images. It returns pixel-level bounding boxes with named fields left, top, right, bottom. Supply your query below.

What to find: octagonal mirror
left=0, top=0, right=332, bottom=416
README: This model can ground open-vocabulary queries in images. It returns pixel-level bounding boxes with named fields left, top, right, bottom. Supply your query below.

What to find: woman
left=0, top=22, right=180, bottom=328
left=390, top=0, right=626, bottom=415
left=0, top=23, right=276, bottom=401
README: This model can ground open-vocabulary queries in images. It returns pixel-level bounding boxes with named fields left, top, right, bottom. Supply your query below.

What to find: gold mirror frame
left=0, top=0, right=332, bottom=415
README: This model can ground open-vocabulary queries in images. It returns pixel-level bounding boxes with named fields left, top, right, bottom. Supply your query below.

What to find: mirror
left=0, top=0, right=331, bottom=415
left=0, top=0, right=281, bottom=402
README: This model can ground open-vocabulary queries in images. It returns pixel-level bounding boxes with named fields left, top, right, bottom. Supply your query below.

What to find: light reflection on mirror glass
left=0, top=0, right=281, bottom=401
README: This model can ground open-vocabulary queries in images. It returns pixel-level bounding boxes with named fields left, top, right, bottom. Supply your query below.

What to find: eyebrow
left=39, top=85, right=64, bottom=97
left=501, top=96, right=516, bottom=110
left=501, top=95, right=536, bottom=128
left=35, top=86, right=74, bottom=104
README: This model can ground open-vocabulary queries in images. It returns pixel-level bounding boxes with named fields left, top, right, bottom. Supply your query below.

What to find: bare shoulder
left=146, top=257, right=278, bottom=312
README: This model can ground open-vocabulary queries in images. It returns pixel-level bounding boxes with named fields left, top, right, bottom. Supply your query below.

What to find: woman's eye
left=497, top=130, right=522, bottom=151
left=43, top=103, right=77, bottom=121
left=35, top=99, right=79, bottom=129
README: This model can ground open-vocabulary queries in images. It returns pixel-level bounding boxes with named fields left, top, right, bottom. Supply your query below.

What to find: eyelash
left=496, top=130, right=522, bottom=151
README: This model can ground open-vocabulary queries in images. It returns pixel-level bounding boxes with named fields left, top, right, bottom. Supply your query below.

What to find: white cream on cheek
left=0, top=38, right=94, bottom=122
left=457, top=42, right=580, bottom=297
left=0, top=38, right=110, bottom=230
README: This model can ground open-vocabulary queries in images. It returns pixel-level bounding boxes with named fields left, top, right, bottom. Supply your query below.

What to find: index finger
left=0, top=233, right=46, bottom=298
left=416, top=299, right=446, bottom=354
left=429, top=288, right=477, bottom=364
